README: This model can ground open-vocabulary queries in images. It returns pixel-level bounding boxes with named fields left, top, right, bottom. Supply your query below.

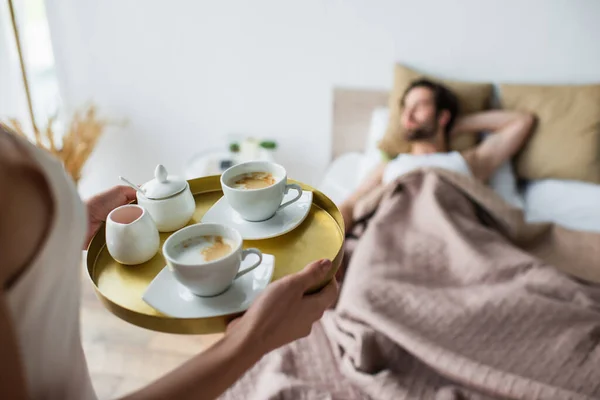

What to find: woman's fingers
left=117, top=185, right=137, bottom=203
left=291, top=259, right=333, bottom=293
left=107, top=185, right=136, bottom=207
left=225, top=259, right=339, bottom=355
left=88, top=185, right=136, bottom=220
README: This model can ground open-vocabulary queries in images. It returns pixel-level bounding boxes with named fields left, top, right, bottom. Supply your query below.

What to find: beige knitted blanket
left=222, top=169, right=600, bottom=400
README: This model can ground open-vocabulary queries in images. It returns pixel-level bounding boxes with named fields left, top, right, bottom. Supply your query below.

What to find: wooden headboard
left=331, top=87, right=389, bottom=159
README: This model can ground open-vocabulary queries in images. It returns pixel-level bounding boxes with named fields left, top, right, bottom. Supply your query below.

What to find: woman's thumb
left=294, top=259, right=332, bottom=291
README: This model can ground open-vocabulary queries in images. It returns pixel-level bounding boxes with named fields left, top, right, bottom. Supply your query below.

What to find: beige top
left=5, top=136, right=97, bottom=400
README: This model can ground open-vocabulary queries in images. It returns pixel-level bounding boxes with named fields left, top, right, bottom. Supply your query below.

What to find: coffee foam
left=174, top=235, right=235, bottom=264
left=229, top=172, right=276, bottom=190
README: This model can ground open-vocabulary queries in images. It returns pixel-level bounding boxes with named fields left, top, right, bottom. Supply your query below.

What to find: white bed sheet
left=524, top=179, right=600, bottom=233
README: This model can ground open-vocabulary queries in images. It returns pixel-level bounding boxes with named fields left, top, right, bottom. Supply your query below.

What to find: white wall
left=44, top=0, right=600, bottom=197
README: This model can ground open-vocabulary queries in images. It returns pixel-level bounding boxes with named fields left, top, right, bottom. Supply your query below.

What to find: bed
left=220, top=83, right=600, bottom=400
left=319, top=87, right=600, bottom=234
left=224, top=147, right=600, bottom=399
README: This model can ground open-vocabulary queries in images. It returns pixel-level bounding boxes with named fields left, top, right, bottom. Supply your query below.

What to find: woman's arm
left=121, top=330, right=260, bottom=400
left=0, top=296, right=29, bottom=400
left=0, top=148, right=53, bottom=400
left=0, top=132, right=54, bottom=286
left=85, top=187, right=338, bottom=399
left=122, top=260, right=338, bottom=400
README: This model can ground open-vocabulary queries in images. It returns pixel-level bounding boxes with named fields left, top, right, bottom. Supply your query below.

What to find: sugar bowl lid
left=142, top=165, right=187, bottom=199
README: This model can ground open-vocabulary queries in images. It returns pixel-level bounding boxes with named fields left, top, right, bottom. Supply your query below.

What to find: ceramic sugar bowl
left=137, top=164, right=196, bottom=232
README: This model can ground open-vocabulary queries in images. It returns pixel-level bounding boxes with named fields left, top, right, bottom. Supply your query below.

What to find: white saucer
left=201, top=191, right=313, bottom=240
left=142, top=254, right=275, bottom=318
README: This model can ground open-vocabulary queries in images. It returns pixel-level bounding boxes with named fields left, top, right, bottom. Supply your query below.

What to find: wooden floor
left=80, top=271, right=224, bottom=399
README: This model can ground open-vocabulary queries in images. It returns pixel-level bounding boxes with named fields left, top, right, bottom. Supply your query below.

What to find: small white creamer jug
left=106, top=204, right=160, bottom=265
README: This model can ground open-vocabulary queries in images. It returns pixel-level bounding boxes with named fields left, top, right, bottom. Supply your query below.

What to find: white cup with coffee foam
left=163, top=223, right=263, bottom=297
left=221, top=161, right=303, bottom=222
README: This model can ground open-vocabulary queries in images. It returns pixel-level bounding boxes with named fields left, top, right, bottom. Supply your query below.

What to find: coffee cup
left=162, top=223, right=263, bottom=297
left=220, top=161, right=303, bottom=222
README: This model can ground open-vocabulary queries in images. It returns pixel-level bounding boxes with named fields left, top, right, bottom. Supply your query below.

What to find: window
left=0, top=0, right=62, bottom=139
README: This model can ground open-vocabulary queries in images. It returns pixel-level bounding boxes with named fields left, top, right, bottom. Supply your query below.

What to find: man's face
left=400, top=86, right=439, bottom=141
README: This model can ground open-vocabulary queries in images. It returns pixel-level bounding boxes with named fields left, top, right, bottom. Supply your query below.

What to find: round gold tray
left=86, top=175, right=344, bottom=334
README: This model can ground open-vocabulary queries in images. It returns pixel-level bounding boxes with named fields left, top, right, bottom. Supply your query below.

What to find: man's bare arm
left=451, top=110, right=533, bottom=136
left=457, top=111, right=535, bottom=181
left=339, top=163, right=386, bottom=233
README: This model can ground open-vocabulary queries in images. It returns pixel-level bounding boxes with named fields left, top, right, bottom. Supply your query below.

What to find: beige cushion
left=379, top=64, right=493, bottom=158
left=500, top=83, right=600, bottom=183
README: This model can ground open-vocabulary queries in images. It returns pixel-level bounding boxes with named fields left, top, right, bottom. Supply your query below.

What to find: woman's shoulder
left=0, top=127, right=54, bottom=289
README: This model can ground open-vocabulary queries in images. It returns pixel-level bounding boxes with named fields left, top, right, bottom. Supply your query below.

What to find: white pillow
left=488, top=161, right=525, bottom=209
left=357, top=107, right=389, bottom=183
left=525, top=179, right=600, bottom=233
left=365, top=107, right=389, bottom=153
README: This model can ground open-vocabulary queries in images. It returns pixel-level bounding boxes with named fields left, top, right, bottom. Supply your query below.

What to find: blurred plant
left=259, top=140, right=277, bottom=150
left=229, top=139, right=278, bottom=152
left=2, top=104, right=110, bottom=183
left=229, top=142, right=240, bottom=153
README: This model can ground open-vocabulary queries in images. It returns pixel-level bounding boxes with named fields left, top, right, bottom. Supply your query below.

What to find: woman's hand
left=84, top=185, right=137, bottom=249
left=226, top=259, right=338, bottom=355
left=122, top=260, right=337, bottom=400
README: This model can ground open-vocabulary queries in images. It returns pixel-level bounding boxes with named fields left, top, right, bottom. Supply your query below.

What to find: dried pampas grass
left=2, top=105, right=110, bottom=183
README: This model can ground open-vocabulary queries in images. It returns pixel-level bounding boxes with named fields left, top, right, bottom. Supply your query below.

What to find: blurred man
left=340, top=78, right=535, bottom=232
